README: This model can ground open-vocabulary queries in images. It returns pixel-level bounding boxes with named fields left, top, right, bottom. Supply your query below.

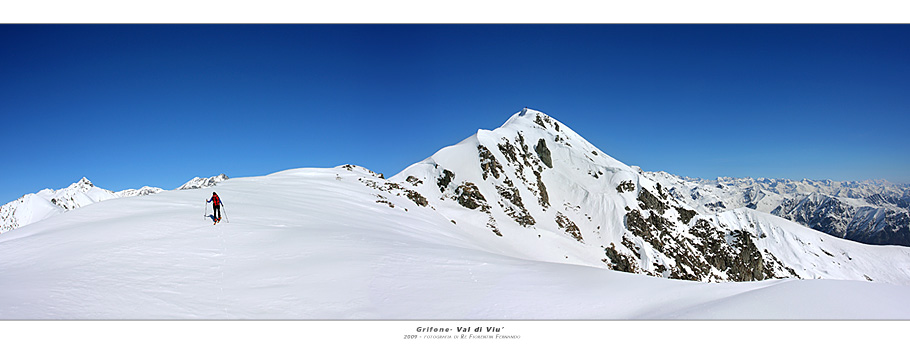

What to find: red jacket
left=208, top=194, right=222, bottom=206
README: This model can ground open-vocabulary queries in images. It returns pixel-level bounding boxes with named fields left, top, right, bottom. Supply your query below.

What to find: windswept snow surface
left=0, top=166, right=908, bottom=319
left=2, top=109, right=910, bottom=319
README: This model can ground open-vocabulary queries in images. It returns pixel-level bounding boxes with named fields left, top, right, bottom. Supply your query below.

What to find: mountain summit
left=381, top=109, right=910, bottom=283
left=177, top=174, right=229, bottom=190
left=1, top=177, right=128, bottom=232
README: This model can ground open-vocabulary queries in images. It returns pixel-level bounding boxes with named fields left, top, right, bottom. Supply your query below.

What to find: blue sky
left=2, top=25, right=908, bottom=203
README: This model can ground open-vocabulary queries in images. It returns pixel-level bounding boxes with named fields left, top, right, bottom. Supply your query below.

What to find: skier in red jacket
left=208, top=192, right=223, bottom=222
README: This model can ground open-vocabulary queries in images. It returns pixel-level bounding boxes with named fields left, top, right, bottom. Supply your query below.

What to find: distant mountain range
left=1, top=175, right=227, bottom=233
left=644, top=172, right=910, bottom=246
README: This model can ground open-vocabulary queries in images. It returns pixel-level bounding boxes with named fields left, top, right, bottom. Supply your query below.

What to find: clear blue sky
left=2, top=25, right=909, bottom=203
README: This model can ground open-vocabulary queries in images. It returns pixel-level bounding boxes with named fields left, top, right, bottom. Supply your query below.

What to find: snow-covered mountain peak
left=503, top=107, right=549, bottom=125
left=1, top=177, right=173, bottom=233
left=116, top=186, right=165, bottom=198
left=68, top=177, right=95, bottom=191
left=396, top=108, right=638, bottom=191
left=2, top=177, right=118, bottom=233
left=387, top=108, right=910, bottom=283
left=177, top=174, right=229, bottom=190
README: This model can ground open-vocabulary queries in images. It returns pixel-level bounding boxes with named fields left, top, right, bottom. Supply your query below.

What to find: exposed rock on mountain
left=645, top=172, right=910, bottom=246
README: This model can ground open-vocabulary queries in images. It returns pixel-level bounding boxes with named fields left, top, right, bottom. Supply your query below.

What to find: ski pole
left=222, top=204, right=229, bottom=223
left=204, top=202, right=208, bottom=220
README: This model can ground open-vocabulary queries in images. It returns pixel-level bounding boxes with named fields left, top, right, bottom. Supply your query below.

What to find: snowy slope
left=645, top=172, right=910, bottom=246
left=2, top=109, right=909, bottom=319
left=1, top=165, right=909, bottom=319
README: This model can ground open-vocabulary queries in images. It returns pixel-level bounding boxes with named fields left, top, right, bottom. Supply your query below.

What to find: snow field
left=3, top=164, right=907, bottom=319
